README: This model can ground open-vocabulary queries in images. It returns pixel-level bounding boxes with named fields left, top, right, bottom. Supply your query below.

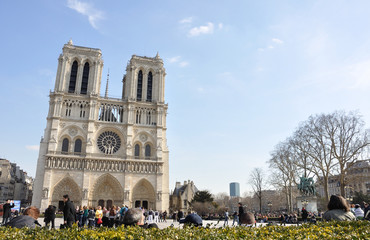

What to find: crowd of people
left=1, top=194, right=369, bottom=229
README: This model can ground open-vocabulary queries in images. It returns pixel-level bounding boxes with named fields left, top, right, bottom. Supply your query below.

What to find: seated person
left=4, top=206, right=41, bottom=229
left=179, top=213, right=203, bottom=227
left=122, top=208, right=158, bottom=229
left=354, top=204, right=364, bottom=219
left=323, top=195, right=356, bottom=221
left=239, top=213, right=255, bottom=226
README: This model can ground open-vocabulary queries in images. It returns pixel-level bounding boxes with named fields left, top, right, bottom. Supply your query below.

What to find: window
left=74, top=139, right=82, bottom=153
left=147, top=71, right=153, bottom=102
left=62, top=138, right=69, bottom=153
left=69, top=61, right=78, bottom=93
left=134, top=144, right=140, bottom=158
left=81, top=62, right=89, bottom=94
left=145, top=144, right=151, bottom=158
left=137, top=70, right=143, bottom=101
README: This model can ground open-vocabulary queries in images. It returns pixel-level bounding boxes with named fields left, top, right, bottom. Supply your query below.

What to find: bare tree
left=269, top=140, right=299, bottom=212
left=249, top=168, right=264, bottom=213
left=323, top=111, right=369, bottom=196
left=294, top=114, right=337, bottom=202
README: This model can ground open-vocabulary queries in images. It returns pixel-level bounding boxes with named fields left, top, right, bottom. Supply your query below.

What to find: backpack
left=88, top=210, right=95, bottom=219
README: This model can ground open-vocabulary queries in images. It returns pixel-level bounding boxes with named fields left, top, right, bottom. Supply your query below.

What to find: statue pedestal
left=296, top=196, right=318, bottom=213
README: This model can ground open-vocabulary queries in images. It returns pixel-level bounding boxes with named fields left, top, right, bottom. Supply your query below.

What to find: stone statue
left=298, top=176, right=316, bottom=196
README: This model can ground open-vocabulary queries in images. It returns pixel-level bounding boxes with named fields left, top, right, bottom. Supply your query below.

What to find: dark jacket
left=3, top=202, right=15, bottom=218
left=63, top=200, right=76, bottom=222
left=45, top=206, right=56, bottom=220
left=4, top=215, right=39, bottom=229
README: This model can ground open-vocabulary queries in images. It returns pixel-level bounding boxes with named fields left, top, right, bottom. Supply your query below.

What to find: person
left=179, top=213, right=203, bottom=227
left=162, top=210, right=167, bottom=222
left=177, top=210, right=184, bottom=222
left=301, top=207, right=308, bottom=223
left=82, top=206, right=88, bottom=227
left=364, top=202, right=370, bottom=220
left=239, top=212, right=255, bottom=226
left=2, top=199, right=15, bottom=224
left=44, top=205, right=56, bottom=229
left=154, top=210, right=159, bottom=223
left=354, top=204, right=364, bottom=220
left=95, top=206, right=103, bottom=227
left=4, top=206, right=41, bottom=229
left=109, top=206, right=116, bottom=228
left=322, top=195, right=356, bottom=221
left=147, top=209, right=154, bottom=223
left=87, top=207, right=95, bottom=228
left=119, top=205, right=127, bottom=221
left=76, top=206, right=83, bottom=227
left=123, top=208, right=158, bottom=228
left=223, top=210, right=229, bottom=227
left=238, top=203, right=244, bottom=225
left=232, top=211, right=238, bottom=226
left=62, top=194, right=76, bottom=227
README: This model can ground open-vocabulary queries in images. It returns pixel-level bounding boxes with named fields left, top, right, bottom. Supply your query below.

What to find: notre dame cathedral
left=32, top=40, right=169, bottom=211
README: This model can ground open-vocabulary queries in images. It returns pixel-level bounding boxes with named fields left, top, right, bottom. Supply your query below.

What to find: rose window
left=97, top=131, right=121, bottom=154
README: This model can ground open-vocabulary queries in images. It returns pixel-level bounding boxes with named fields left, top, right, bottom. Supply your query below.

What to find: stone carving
left=69, top=127, right=78, bottom=136
left=83, top=189, right=88, bottom=199
left=60, top=123, right=66, bottom=128
left=140, top=134, right=148, bottom=142
left=43, top=188, right=49, bottom=198
left=50, top=135, right=57, bottom=143
left=157, top=191, right=162, bottom=201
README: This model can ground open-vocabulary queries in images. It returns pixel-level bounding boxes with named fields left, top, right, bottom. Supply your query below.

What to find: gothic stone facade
left=32, top=41, right=169, bottom=211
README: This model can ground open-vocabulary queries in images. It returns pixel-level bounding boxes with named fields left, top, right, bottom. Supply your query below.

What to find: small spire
left=105, top=69, right=109, bottom=98
left=68, top=39, right=73, bottom=45
left=155, top=52, right=160, bottom=59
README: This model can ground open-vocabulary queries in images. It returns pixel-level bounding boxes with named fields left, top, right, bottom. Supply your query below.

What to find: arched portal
left=132, top=179, right=156, bottom=210
left=91, top=174, right=124, bottom=208
left=51, top=176, right=82, bottom=211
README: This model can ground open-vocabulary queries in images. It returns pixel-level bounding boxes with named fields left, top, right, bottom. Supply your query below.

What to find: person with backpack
left=87, top=207, right=95, bottom=228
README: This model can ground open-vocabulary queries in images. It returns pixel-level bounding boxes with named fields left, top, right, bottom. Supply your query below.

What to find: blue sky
left=1, top=0, right=370, bottom=195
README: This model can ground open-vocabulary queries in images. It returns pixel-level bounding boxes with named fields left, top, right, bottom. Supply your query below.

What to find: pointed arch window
left=147, top=71, right=153, bottom=102
left=134, top=144, right=140, bottom=158
left=81, top=62, right=89, bottom=94
left=145, top=144, right=151, bottom=159
left=68, top=61, right=78, bottom=93
left=137, top=70, right=143, bottom=101
left=62, top=138, right=69, bottom=153
left=74, top=139, right=82, bottom=153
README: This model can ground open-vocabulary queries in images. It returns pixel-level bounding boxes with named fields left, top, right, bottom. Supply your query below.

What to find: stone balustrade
left=44, top=156, right=163, bottom=174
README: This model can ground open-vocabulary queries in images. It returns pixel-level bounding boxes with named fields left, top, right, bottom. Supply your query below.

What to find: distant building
left=230, top=182, right=240, bottom=197
left=0, top=159, right=33, bottom=205
left=169, top=180, right=198, bottom=214
left=317, top=160, right=370, bottom=199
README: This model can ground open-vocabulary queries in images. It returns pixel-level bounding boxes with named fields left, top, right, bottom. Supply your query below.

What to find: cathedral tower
left=32, top=41, right=169, bottom=211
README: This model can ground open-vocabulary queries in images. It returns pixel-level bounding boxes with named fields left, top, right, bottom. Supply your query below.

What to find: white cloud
left=167, top=56, right=189, bottom=67
left=272, top=38, right=284, bottom=44
left=179, top=17, right=193, bottom=24
left=179, top=61, right=189, bottom=67
left=168, top=56, right=181, bottom=63
left=66, top=0, right=104, bottom=29
left=26, top=145, right=39, bottom=151
left=218, top=23, right=223, bottom=30
left=188, top=22, right=214, bottom=37
left=258, top=38, right=284, bottom=51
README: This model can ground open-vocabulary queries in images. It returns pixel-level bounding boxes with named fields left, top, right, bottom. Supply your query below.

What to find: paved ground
left=2, top=217, right=274, bottom=229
